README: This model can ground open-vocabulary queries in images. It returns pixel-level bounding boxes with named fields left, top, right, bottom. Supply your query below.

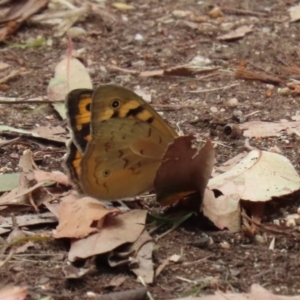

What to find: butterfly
left=65, top=84, right=178, bottom=201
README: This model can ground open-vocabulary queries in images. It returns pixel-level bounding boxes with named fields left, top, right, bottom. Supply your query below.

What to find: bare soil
left=1, top=0, right=300, bottom=299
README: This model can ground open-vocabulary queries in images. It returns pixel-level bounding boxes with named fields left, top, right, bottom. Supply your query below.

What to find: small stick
left=0, top=70, right=20, bottom=84
left=235, top=68, right=283, bottom=85
left=244, top=110, right=260, bottom=118
left=106, top=65, right=139, bottom=74
left=221, top=6, right=268, bottom=17
left=189, top=83, right=240, bottom=93
left=0, top=97, right=63, bottom=104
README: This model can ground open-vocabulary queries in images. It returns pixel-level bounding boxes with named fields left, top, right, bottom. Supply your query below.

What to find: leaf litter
left=4, top=0, right=299, bottom=294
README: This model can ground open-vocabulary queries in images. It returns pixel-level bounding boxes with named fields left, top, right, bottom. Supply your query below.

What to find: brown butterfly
left=65, top=84, right=178, bottom=201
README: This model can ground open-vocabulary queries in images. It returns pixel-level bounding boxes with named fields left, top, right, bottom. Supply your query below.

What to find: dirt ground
left=1, top=0, right=300, bottom=299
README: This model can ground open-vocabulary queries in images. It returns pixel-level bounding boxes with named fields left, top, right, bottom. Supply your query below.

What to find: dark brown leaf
left=154, top=136, right=214, bottom=206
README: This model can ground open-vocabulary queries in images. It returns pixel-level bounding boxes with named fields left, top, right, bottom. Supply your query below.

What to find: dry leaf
left=0, top=212, right=56, bottom=235
left=289, top=3, right=300, bottom=22
left=0, top=181, right=44, bottom=205
left=0, top=0, right=49, bottom=41
left=62, top=265, right=90, bottom=279
left=208, top=150, right=300, bottom=202
left=155, top=136, right=214, bottom=206
left=47, top=56, right=92, bottom=119
left=34, top=170, right=69, bottom=186
left=240, top=120, right=300, bottom=137
left=202, top=189, right=241, bottom=232
left=129, top=230, right=154, bottom=284
left=68, top=210, right=147, bottom=261
left=0, top=62, right=10, bottom=71
left=0, top=125, right=67, bottom=143
left=53, top=195, right=117, bottom=239
left=172, top=283, right=300, bottom=299
left=217, top=25, right=253, bottom=41
left=0, top=286, right=27, bottom=300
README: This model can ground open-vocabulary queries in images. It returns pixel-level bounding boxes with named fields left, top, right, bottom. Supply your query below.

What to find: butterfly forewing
left=65, top=84, right=178, bottom=201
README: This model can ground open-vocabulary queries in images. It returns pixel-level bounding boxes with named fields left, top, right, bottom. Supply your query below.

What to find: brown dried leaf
left=0, top=0, right=49, bottom=40
left=217, top=25, right=253, bottom=41
left=155, top=136, right=214, bottom=206
left=53, top=195, right=117, bottom=239
left=68, top=210, right=147, bottom=261
left=129, top=230, right=154, bottom=284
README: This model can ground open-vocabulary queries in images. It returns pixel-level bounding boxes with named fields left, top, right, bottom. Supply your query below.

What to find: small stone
left=209, top=6, right=223, bottom=18
left=220, top=108, right=225, bottom=112
left=286, top=218, right=296, bottom=228
left=132, top=60, right=146, bottom=67
left=134, top=34, right=143, bottom=41
left=233, top=110, right=243, bottom=118
left=99, top=66, right=107, bottom=73
left=67, top=27, right=86, bottom=39
left=273, top=219, right=280, bottom=225
left=210, top=106, right=218, bottom=113
left=220, top=22, right=234, bottom=31
left=254, top=234, right=265, bottom=244
left=227, top=98, right=239, bottom=106
left=220, top=241, right=230, bottom=249
left=189, top=55, right=211, bottom=67
left=278, top=87, right=290, bottom=96
left=266, top=84, right=274, bottom=90
left=172, top=10, right=191, bottom=18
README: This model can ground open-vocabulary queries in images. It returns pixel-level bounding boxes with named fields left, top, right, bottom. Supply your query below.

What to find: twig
left=244, top=111, right=260, bottom=118
left=106, top=64, right=139, bottom=74
left=182, top=255, right=212, bottom=266
left=0, top=137, right=20, bottom=148
left=0, top=70, right=20, bottom=84
left=28, top=192, right=38, bottom=212
left=189, top=83, right=240, bottom=93
left=221, top=6, right=268, bottom=17
left=0, top=96, right=64, bottom=104
left=152, top=103, right=249, bottom=110
left=235, top=68, right=283, bottom=85
left=0, top=248, right=15, bottom=269
left=138, top=277, right=154, bottom=300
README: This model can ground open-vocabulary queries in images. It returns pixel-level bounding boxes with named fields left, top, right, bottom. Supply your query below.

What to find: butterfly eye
left=103, top=169, right=110, bottom=177
left=111, top=99, right=120, bottom=109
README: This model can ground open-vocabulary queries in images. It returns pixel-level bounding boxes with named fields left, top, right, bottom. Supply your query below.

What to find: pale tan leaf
left=0, top=286, right=27, bottom=300
left=208, top=150, right=300, bottom=202
left=202, top=189, right=241, bottom=232
left=240, top=120, right=300, bottom=137
left=289, top=3, right=300, bottom=22
left=217, top=25, right=253, bottom=41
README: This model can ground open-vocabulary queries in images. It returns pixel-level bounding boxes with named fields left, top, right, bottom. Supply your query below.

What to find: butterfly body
left=65, top=84, right=177, bottom=201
